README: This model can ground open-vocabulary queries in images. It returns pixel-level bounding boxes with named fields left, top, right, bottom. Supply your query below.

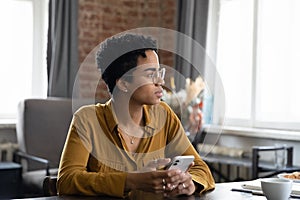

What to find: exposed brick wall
left=77, top=0, right=177, bottom=101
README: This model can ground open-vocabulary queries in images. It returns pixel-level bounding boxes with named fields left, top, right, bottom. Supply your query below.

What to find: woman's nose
left=155, top=77, right=165, bottom=86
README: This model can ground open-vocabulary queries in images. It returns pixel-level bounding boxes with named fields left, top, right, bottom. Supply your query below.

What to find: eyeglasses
left=146, top=67, right=166, bottom=84
left=124, top=67, right=166, bottom=84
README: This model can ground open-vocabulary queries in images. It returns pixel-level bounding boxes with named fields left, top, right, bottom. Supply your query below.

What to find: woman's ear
left=116, top=79, right=128, bottom=93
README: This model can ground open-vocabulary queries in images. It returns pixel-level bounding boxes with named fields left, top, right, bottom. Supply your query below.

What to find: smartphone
left=165, top=155, right=194, bottom=172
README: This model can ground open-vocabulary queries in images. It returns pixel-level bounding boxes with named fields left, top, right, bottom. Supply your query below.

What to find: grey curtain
left=175, top=0, right=209, bottom=87
left=47, top=0, right=79, bottom=97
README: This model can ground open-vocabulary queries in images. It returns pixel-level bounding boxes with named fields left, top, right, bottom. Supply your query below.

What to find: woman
left=57, top=33, right=215, bottom=198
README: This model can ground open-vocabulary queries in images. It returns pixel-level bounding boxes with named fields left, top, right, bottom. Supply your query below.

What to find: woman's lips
left=155, top=90, right=163, bottom=98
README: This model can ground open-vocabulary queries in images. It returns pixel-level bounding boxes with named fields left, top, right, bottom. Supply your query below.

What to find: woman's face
left=127, top=50, right=165, bottom=106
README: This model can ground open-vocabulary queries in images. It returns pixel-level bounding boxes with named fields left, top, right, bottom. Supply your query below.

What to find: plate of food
left=278, top=172, right=300, bottom=183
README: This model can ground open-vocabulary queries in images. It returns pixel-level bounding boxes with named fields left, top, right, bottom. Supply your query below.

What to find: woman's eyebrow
left=143, top=67, right=159, bottom=72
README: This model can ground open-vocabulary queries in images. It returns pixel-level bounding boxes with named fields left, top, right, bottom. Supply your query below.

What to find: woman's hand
left=126, top=169, right=182, bottom=194
left=165, top=171, right=196, bottom=197
left=125, top=169, right=196, bottom=197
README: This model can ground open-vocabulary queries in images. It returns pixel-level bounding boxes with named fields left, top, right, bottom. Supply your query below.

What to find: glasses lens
left=152, top=68, right=165, bottom=83
left=160, top=68, right=165, bottom=79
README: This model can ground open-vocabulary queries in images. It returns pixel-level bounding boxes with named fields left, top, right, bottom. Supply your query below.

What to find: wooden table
left=12, top=181, right=300, bottom=200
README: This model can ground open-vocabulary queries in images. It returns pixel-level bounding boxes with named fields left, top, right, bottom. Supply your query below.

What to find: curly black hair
left=96, top=33, right=158, bottom=94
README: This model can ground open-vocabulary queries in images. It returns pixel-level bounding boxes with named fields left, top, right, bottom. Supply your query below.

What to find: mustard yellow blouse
left=57, top=100, right=215, bottom=197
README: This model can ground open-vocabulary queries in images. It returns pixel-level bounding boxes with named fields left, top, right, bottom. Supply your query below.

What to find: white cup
left=261, top=178, right=292, bottom=200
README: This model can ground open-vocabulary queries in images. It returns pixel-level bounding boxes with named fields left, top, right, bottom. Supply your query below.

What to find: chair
left=191, top=129, right=207, bottom=149
left=198, top=143, right=300, bottom=182
left=252, top=145, right=300, bottom=179
left=43, top=176, right=57, bottom=196
left=14, top=98, right=74, bottom=197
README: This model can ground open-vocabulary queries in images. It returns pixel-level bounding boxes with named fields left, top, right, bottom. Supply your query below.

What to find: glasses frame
left=123, top=67, right=166, bottom=84
left=148, top=67, right=166, bottom=84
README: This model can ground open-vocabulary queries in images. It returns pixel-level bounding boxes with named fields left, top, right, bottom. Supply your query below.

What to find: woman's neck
left=112, top=97, right=144, bottom=127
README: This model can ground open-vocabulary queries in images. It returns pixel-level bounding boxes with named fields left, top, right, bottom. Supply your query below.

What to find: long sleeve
left=160, top=102, right=215, bottom=194
left=57, top=104, right=127, bottom=197
left=57, top=111, right=127, bottom=197
left=184, top=145, right=215, bottom=194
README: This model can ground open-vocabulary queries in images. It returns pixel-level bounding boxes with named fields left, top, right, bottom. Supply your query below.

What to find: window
left=0, top=0, right=48, bottom=122
left=207, top=0, right=300, bottom=131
